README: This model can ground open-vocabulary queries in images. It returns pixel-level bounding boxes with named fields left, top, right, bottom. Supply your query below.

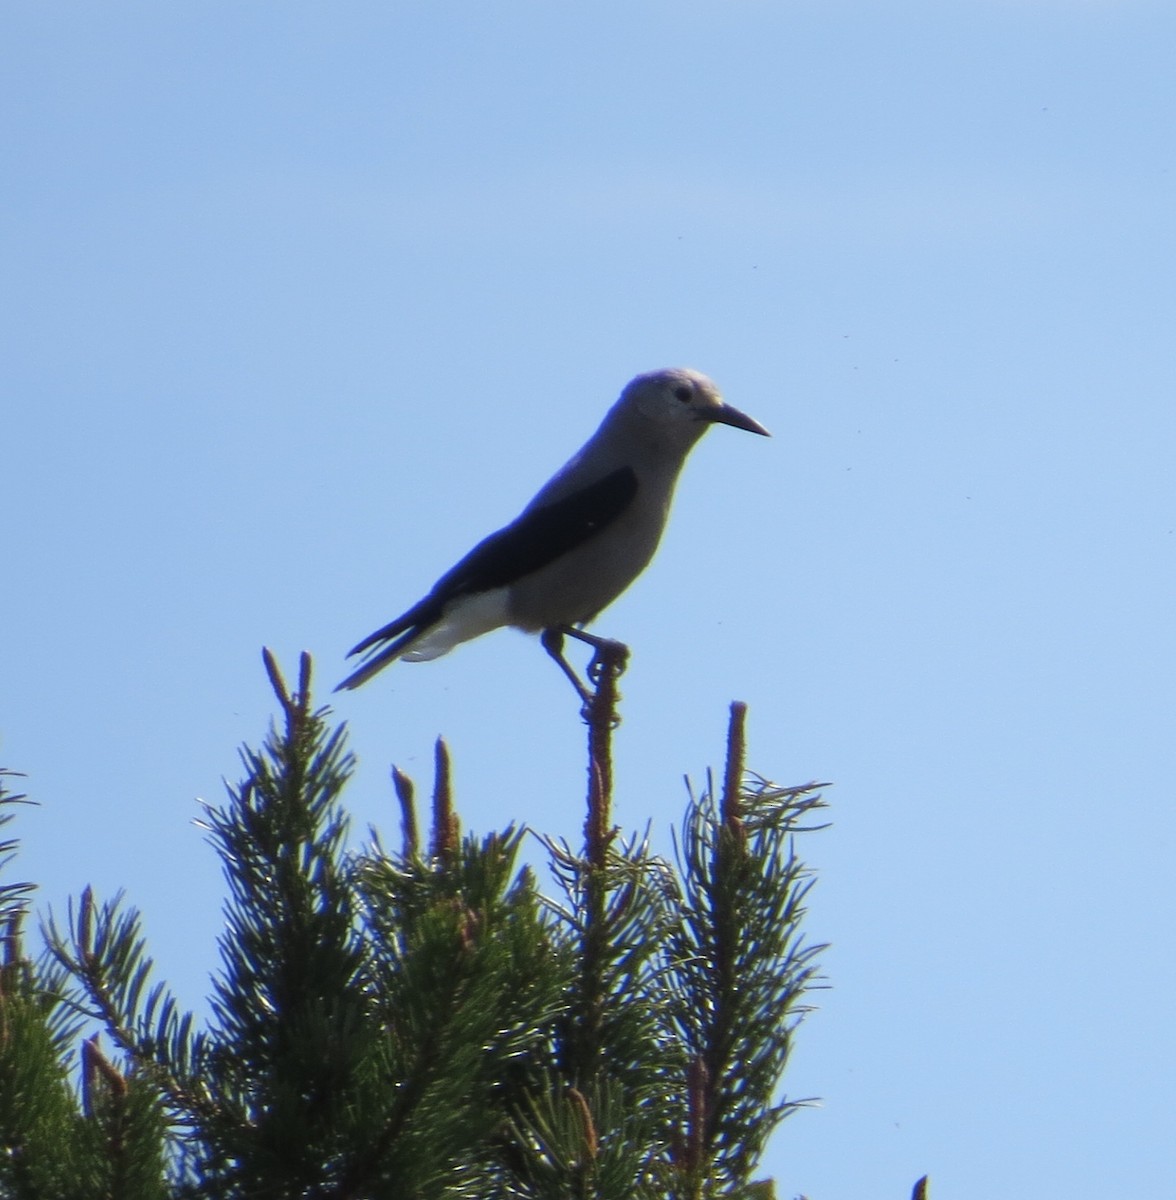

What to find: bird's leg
left=541, top=628, right=594, bottom=706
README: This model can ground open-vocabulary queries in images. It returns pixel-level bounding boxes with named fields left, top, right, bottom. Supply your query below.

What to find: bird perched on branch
left=336, top=367, right=769, bottom=698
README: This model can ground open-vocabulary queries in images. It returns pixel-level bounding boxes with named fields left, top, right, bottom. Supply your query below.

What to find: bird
left=336, top=368, right=769, bottom=696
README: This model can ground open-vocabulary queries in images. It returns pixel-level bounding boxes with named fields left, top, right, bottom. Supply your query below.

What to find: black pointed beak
left=707, top=402, right=771, bottom=437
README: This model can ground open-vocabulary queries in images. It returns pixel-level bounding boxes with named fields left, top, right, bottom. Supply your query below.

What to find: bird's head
left=623, top=368, right=771, bottom=443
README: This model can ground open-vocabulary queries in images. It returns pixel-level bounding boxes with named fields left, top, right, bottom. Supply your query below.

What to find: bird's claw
left=587, top=639, right=629, bottom=686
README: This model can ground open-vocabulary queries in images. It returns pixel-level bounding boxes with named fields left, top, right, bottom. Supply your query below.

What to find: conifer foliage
left=0, top=651, right=835, bottom=1199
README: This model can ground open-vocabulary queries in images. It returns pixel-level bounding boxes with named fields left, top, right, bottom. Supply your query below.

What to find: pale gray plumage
left=336, top=368, right=768, bottom=692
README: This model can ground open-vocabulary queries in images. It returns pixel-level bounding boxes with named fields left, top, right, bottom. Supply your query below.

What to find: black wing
left=434, top=465, right=639, bottom=596
left=345, top=466, right=638, bottom=659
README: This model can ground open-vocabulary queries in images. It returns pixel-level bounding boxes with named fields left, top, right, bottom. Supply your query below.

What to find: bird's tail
left=334, top=634, right=417, bottom=691
left=334, top=602, right=436, bottom=692
left=336, top=588, right=509, bottom=692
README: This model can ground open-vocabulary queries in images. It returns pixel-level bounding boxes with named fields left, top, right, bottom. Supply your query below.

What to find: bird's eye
left=672, top=385, right=692, bottom=403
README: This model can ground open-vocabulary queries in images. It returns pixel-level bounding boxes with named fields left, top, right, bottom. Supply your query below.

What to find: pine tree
left=0, top=650, right=922, bottom=1198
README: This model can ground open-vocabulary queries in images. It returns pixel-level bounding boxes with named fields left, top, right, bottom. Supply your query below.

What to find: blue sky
left=4, top=3, right=1175, bottom=1196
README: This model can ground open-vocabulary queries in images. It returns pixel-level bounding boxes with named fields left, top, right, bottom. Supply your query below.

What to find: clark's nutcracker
left=336, top=368, right=769, bottom=695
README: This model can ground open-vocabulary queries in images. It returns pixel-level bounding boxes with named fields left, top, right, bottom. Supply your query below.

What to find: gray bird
left=336, top=367, right=769, bottom=695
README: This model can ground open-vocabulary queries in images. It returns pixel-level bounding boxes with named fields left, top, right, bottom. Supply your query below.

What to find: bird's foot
left=586, top=638, right=629, bottom=688
left=542, top=626, right=629, bottom=724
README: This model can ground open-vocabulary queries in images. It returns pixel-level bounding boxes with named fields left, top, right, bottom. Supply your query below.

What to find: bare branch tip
left=78, top=885, right=94, bottom=954
left=261, top=647, right=289, bottom=708
left=722, top=700, right=749, bottom=829
left=566, top=1087, right=598, bottom=1161
left=391, top=765, right=419, bottom=858
left=431, top=738, right=458, bottom=860
left=391, top=765, right=414, bottom=806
